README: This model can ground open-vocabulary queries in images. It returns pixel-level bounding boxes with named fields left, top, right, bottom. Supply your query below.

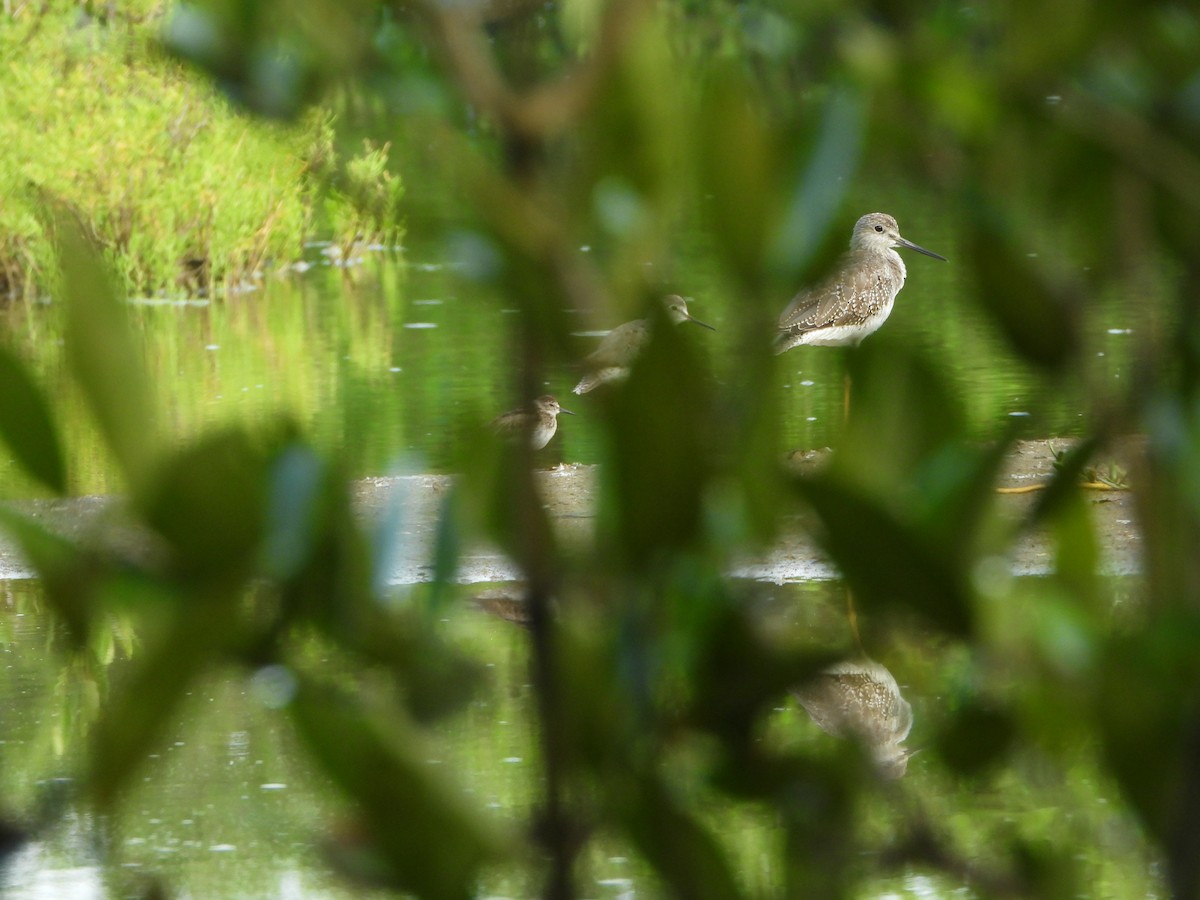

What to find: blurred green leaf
left=264, top=451, right=378, bottom=632
left=51, top=210, right=159, bottom=495
left=602, top=305, right=712, bottom=569
left=164, top=0, right=367, bottom=119
left=909, top=436, right=1014, bottom=566
left=962, top=201, right=1082, bottom=371
left=0, top=508, right=94, bottom=643
left=581, top=9, right=689, bottom=210
left=89, top=599, right=232, bottom=809
left=260, top=443, right=327, bottom=582
left=552, top=611, right=638, bottom=773
left=935, top=701, right=1016, bottom=777
left=353, top=607, right=487, bottom=724
left=1098, top=613, right=1200, bottom=856
left=260, top=452, right=483, bottom=721
left=462, top=431, right=559, bottom=586
left=836, top=340, right=969, bottom=492
left=1010, top=835, right=1081, bottom=900
left=617, top=770, right=747, bottom=900
left=769, top=87, right=865, bottom=279
left=0, top=344, right=66, bottom=494
left=140, top=427, right=268, bottom=592
left=1049, top=487, right=1100, bottom=601
left=696, top=71, right=780, bottom=284
left=795, top=474, right=974, bottom=636
left=290, top=681, right=506, bottom=899
left=1027, top=435, right=1102, bottom=525
left=425, top=491, right=462, bottom=613
left=691, top=601, right=835, bottom=743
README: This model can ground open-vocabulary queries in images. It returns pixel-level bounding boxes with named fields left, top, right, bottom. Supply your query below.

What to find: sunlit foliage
left=0, top=2, right=403, bottom=297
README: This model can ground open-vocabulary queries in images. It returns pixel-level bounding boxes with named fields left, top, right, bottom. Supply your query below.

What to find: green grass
left=0, top=4, right=402, bottom=298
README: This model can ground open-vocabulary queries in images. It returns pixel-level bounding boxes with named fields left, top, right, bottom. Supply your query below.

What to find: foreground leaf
left=963, top=202, right=1081, bottom=371
left=52, top=210, right=159, bottom=494
left=290, top=681, right=506, bottom=899
left=140, top=427, right=269, bottom=593
left=0, top=508, right=93, bottom=642
left=617, top=770, right=747, bottom=900
left=89, top=598, right=232, bottom=808
left=603, top=307, right=712, bottom=569
left=0, top=344, right=66, bottom=494
left=795, top=475, right=973, bottom=636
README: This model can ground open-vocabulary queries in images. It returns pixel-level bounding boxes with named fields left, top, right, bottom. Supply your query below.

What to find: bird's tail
left=573, top=367, right=627, bottom=394
left=773, top=329, right=800, bottom=355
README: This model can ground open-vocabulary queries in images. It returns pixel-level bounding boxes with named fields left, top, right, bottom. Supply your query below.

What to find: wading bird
left=489, top=395, right=575, bottom=450
left=573, top=294, right=715, bottom=394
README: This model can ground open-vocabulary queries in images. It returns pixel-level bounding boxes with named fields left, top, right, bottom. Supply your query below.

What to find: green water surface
left=0, top=209, right=1141, bottom=502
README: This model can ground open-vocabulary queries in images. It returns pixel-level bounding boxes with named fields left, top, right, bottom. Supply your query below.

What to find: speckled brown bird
left=775, top=213, right=945, bottom=354
left=489, top=395, right=575, bottom=450
left=573, top=294, right=715, bottom=394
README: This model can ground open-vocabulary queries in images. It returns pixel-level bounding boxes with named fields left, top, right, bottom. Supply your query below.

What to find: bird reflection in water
left=792, top=592, right=914, bottom=778
left=792, top=654, right=914, bottom=779
left=472, top=587, right=533, bottom=627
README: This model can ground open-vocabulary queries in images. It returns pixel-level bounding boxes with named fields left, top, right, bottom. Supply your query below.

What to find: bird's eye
left=874, top=225, right=884, bottom=233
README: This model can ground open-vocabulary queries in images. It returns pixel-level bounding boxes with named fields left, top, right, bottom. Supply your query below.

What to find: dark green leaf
left=0, top=508, right=94, bottom=642
left=89, top=599, right=231, bottom=808
left=140, top=428, right=268, bottom=591
left=1049, top=486, right=1100, bottom=599
left=691, top=601, right=837, bottom=743
left=769, top=86, right=865, bottom=278
left=262, top=447, right=378, bottom=629
left=1097, top=614, right=1200, bottom=850
left=1027, top=435, right=1101, bottom=525
left=962, top=201, right=1081, bottom=371
left=348, top=607, right=486, bottom=724
left=935, top=702, right=1016, bottom=776
left=0, top=345, right=66, bottom=494
left=1010, top=835, right=1081, bottom=900
left=907, top=428, right=1017, bottom=566
left=617, top=770, right=747, bottom=900
left=836, top=339, right=968, bottom=489
left=794, top=475, right=974, bottom=636
left=290, top=681, right=505, bottom=899
left=48, top=212, right=159, bottom=494
left=425, top=491, right=462, bottom=614
left=696, top=71, right=780, bottom=283
left=163, top=2, right=327, bottom=120
left=602, top=306, right=713, bottom=570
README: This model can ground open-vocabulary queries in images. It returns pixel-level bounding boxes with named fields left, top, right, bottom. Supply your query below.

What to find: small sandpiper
left=775, top=213, right=945, bottom=354
left=489, top=394, right=575, bottom=450
left=573, top=294, right=715, bottom=394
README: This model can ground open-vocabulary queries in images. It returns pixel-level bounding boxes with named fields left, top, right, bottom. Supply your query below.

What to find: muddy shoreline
left=0, top=440, right=1141, bottom=584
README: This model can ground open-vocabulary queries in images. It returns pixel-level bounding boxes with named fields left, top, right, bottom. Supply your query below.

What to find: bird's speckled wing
left=489, top=409, right=530, bottom=436
left=584, top=319, right=650, bottom=368
left=793, top=661, right=912, bottom=745
left=778, top=250, right=895, bottom=334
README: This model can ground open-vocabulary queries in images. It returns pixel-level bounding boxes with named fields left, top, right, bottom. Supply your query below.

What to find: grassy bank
left=0, top=2, right=402, bottom=298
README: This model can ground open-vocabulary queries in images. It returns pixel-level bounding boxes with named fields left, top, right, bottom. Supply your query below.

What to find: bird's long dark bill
left=686, top=315, right=717, bottom=331
left=559, top=407, right=577, bottom=416
left=898, top=238, right=947, bottom=261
